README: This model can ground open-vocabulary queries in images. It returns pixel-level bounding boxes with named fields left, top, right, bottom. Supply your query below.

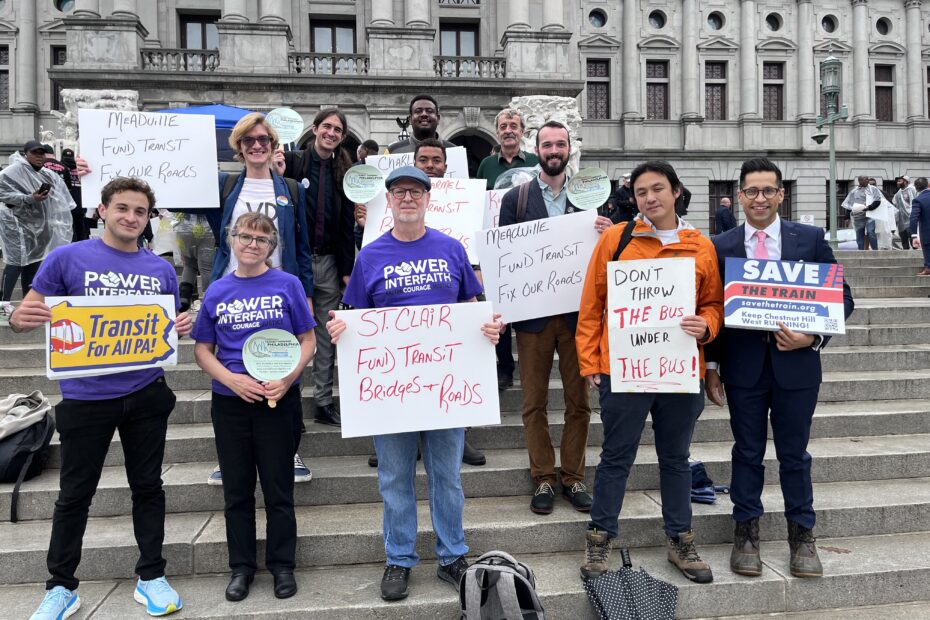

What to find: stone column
left=542, top=0, right=563, bottom=31
left=906, top=0, right=923, bottom=119
left=370, top=0, right=394, bottom=26
left=221, top=0, right=249, bottom=22
left=73, top=0, right=100, bottom=18
left=622, top=0, right=641, bottom=118
left=797, top=0, right=815, bottom=118
left=14, top=0, right=37, bottom=111
left=507, top=0, right=530, bottom=30
left=259, top=0, right=286, bottom=24
left=739, top=0, right=758, bottom=119
left=111, top=0, right=138, bottom=18
left=681, top=0, right=699, bottom=118
left=405, top=0, right=430, bottom=28
left=156, top=0, right=168, bottom=45
left=851, top=0, right=871, bottom=119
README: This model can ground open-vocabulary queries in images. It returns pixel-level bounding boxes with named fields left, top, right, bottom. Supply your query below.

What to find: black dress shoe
left=225, top=573, right=253, bottom=602
left=272, top=571, right=298, bottom=599
left=497, top=371, right=514, bottom=390
left=462, top=439, right=486, bottom=466
left=314, top=403, right=342, bottom=427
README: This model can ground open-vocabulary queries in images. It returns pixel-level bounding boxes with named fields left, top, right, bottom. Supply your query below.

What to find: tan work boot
left=580, top=529, right=612, bottom=579
left=667, top=530, right=713, bottom=583
left=730, top=518, right=762, bottom=576
left=787, top=520, right=823, bottom=577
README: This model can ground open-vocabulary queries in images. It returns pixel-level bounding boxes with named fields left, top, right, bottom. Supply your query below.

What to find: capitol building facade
left=2, top=0, right=930, bottom=231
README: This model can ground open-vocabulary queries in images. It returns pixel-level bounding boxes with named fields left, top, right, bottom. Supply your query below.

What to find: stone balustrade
left=288, top=53, right=369, bottom=75
left=140, top=48, right=219, bottom=72
left=434, top=56, right=506, bottom=79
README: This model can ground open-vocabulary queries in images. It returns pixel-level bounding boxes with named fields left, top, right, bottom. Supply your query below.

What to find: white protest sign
left=78, top=109, right=219, bottom=209
left=335, top=302, right=501, bottom=438
left=367, top=146, right=469, bottom=179
left=475, top=209, right=599, bottom=324
left=484, top=188, right=508, bottom=229
left=361, top=178, right=486, bottom=263
left=607, top=258, right=700, bottom=393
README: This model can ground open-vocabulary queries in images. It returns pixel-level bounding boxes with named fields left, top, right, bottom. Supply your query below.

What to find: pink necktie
left=753, top=230, right=769, bottom=259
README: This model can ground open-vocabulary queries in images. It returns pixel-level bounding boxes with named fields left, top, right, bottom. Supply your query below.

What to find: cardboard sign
left=78, top=109, right=219, bottom=210
left=361, top=178, right=486, bottom=263
left=723, top=257, right=847, bottom=335
left=484, top=188, right=508, bottom=229
left=367, top=146, right=469, bottom=179
left=475, top=209, right=599, bottom=324
left=335, top=302, right=501, bottom=438
left=45, top=295, right=178, bottom=380
left=607, top=258, right=700, bottom=393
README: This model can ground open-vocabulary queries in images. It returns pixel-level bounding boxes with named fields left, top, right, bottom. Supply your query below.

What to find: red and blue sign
left=723, top=257, right=846, bottom=335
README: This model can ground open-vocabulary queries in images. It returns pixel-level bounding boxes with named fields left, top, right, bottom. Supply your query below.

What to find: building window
left=822, top=15, right=838, bottom=34
left=648, top=11, right=667, bottom=29
left=311, top=19, right=357, bottom=54
left=0, top=45, right=8, bottom=110
left=779, top=180, right=794, bottom=221
left=707, top=11, right=725, bottom=31
left=704, top=61, right=727, bottom=120
left=762, top=62, right=785, bottom=120
left=646, top=60, right=669, bottom=120
left=765, top=13, right=783, bottom=32
left=439, top=23, right=478, bottom=56
left=588, top=9, right=607, bottom=28
left=820, top=61, right=843, bottom=117
left=586, top=59, right=610, bottom=119
left=180, top=14, right=219, bottom=50
left=876, top=18, right=891, bottom=36
left=875, top=64, right=894, bottom=122
left=51, top=45, right=66, bottom=111
left=709, top=181, right=736, bottom=234
left=826, top=180, right=851, bottom=229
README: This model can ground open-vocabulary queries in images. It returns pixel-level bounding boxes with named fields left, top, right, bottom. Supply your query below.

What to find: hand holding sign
left=242, top=328, right=302, bottom=408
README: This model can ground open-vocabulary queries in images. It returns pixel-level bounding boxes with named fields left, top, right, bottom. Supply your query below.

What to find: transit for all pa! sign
left=607, top=258, right=700, bottom=393
left=45, top=295, right=178, bottom=379
left=723, top=257, right=846, bottom=335
left=334, top=302, right=501, bottom=438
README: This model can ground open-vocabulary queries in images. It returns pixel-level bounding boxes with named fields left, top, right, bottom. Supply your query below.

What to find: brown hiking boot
left=667, top=530, right=713, bottom=583
left=580, top=529, right=612, bottom=579
left=787, top=521, right=823, bottom=577
left=730, top=518, right=762, bottom=576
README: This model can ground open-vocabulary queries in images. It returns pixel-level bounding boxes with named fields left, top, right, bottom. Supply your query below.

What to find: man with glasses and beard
left=498, top=121, right=613, bottom=515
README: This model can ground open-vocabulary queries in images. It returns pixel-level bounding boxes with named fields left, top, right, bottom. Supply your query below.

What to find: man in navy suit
left=715, top=197, right=737, bottom=233
left=909, top=177, right=930, bottom=275
left=705, top=157, right=854, bottom=579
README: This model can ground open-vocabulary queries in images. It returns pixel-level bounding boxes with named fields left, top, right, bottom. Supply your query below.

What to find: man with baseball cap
left=326, top=166, right=502, bottom=601
left=893, top=175, right=916, bottom=250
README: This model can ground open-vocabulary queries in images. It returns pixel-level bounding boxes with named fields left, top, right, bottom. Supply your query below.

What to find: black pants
left=496, top=326, right=515, bottom=376
left=47, top=377, right=175, bottom=591
left=211, top=386, right=301, bottom=575
left=1, top=261, right=41, bottom=301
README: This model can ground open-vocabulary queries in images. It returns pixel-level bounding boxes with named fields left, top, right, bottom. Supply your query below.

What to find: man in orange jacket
left=575, top=160, right=723, bottom=584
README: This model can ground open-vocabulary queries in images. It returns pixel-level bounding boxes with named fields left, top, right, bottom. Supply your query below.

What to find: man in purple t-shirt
left=328, top=166, right=502, bottom=602
left=10, top=177, right=192, bottom=620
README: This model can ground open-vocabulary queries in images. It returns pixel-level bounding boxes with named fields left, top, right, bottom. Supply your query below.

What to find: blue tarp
left=153, top=104, right=254, bottom=162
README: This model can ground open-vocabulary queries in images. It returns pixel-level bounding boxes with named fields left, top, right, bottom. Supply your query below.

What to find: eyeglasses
left=240, top=136, right=272, bottom=148
left=232, top=233, right=272, bottom=248
left=389, top=187, right=425, bottom=200
left=740, top=186, right=780, bottom=199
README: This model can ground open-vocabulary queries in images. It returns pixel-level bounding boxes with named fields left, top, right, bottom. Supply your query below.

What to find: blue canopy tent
left=152, top=104, right=253, bottom=162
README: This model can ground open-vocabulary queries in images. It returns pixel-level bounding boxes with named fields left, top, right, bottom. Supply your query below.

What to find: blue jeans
left=588, top=375, right=704, bottom=540
left=373, top=428, right=468, bottom=567
left=853, top=216, right=877, bottom=250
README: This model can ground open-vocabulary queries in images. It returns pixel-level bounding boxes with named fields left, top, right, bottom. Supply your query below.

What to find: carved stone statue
left=52, top=89, right=140, bottom=152
left=507, top=95, right=583, bottom=174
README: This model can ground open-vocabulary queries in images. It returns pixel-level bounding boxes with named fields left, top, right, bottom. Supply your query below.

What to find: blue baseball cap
left=385, top=165, right=431, bottom=191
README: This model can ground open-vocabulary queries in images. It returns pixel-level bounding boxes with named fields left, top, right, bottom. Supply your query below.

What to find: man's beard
left=540, top=154, right=568, bottom=176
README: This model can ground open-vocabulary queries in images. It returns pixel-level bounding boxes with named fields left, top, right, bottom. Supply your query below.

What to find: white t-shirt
left=224, top=178, right=283, bottom=275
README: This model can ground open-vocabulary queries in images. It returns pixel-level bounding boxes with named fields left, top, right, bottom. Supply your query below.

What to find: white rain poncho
left=0, top=152, right=74, bottom=266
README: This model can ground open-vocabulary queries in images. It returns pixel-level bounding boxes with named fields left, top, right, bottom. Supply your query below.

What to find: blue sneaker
left=207, top=465, right=223, bottom=486
left=30, top=586, right=80, bottom=620
left=294, top=453, right=312, bottom=483
left=134, top=576, right=183, bottom=616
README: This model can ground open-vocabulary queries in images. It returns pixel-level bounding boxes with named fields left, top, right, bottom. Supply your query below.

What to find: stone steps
left=714, top=601, right=930, bottom=620
left=848, top=285, right=930, bottom=298
left=6, top=433, right=930, bottom=522
left=1, top=530, right=929, bottom=619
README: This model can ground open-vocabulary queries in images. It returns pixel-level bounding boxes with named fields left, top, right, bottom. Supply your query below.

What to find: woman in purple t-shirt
left=192, top=212, right=316, bottom=602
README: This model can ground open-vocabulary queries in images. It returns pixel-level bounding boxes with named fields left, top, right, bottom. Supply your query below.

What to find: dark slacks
left=496, top=326, right=515, bottom=376
left=211, top=386, right=300, bottom=575
left=515, top=317, right=591, bottom=486
left=725, top=356, right=819, bottom=529
left=589, top=375, right=704, bottom=539
left=47, top=377, right=175, bottom=591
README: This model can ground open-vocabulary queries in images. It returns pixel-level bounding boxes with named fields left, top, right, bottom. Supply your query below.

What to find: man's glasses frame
left=740, top=186, right=781, bottom=199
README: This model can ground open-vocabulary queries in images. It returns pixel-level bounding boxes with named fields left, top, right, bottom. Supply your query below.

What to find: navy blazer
left=707, top=220, right=854, bottom=389
left=715, top=205, right=737, bottom=233
left=910, top=189, right=930, bottom=241
left=498, top=180, right=582, bottom=334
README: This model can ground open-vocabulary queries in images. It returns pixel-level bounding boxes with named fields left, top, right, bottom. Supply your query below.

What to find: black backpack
left=0, top=412, right=55, bottom=522
left=459, top=551, right=546, bottom=619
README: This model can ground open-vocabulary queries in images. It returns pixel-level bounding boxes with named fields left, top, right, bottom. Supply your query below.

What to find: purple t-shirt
left=31, top=238, right=180, bottom=400
left=191, top=268, right=316, bottom=396
left=343, top=227, right=483, bottom=309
